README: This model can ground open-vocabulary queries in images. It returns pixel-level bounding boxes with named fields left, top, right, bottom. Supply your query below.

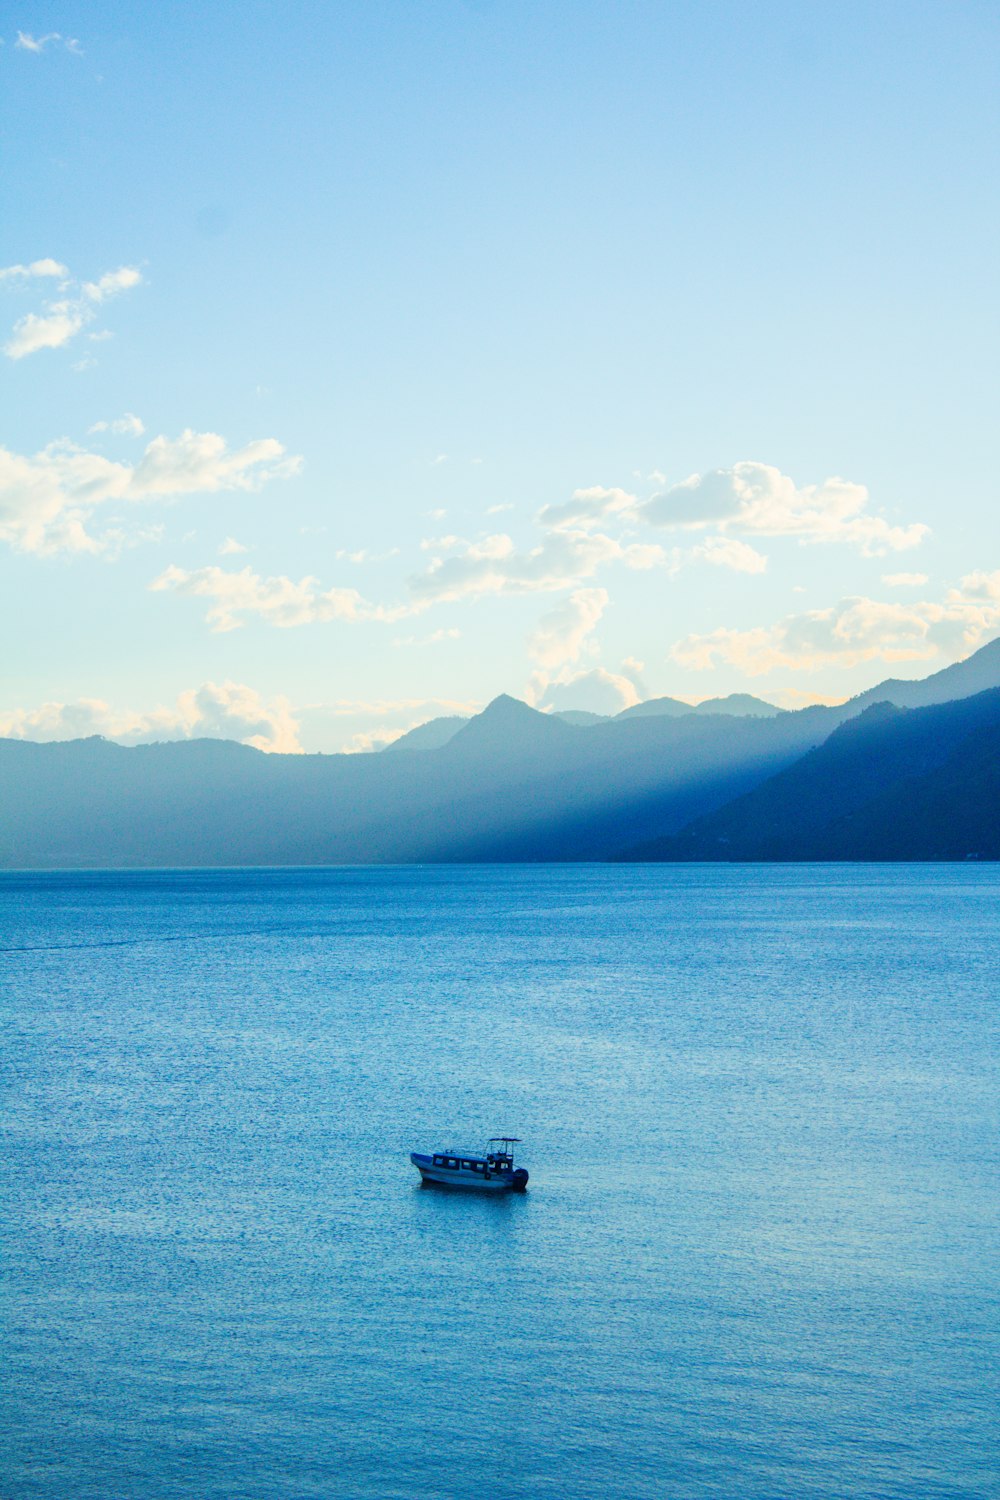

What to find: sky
left=2, top=0, right=998, bottom=753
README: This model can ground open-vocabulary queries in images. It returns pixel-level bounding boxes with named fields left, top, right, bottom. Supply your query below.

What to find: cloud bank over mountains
left=0, top=681, right=301, bottom=753
left=2, top=248, right=994, bottom=742
left=673, top=576, right=1000, bottom=675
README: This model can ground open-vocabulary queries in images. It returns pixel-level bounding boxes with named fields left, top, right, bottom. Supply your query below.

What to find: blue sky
left=2, top=1, right=998, bottom=751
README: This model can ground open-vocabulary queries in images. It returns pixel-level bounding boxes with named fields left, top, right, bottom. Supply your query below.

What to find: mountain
left=615, top=692, right=780, bottom=721
left=385, top=715, right=469, bottom=751
left=552, top=710, right=608, bottom=726
left=690, top=694, right=782, bottom=717
left=849, top=634, right=1000, bottom=711
left=0, top=699, right=835, bottom=868
left=3, top=637, right=999, bottom=868
left=383, top=706, right=605, bottom=752
left=614, top=696, right=695, bottom=720
left=630, top=688, right=1000, bottom=861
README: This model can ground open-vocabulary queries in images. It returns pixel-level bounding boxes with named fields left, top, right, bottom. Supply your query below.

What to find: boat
left=410, top=1137, right=529, bottom=1192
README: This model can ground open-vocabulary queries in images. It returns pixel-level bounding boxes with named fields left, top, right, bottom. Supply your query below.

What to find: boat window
left=432, top=1156, right=444, bottom=1167
left=461, top=1160, right=474, bottom=1171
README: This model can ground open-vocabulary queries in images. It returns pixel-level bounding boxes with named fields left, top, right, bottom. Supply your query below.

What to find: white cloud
left=527, top=587, right=608, bottom=670
left=953, top=569, right=1000, bottom=603
left=692, top=535, right=768, bottom=573
left=882, top=572, right=929, bottom=587
left=6, top=306, right=88, bottom=359
left=537, top=486, right=637, bottom=532
left=535, top=667, right=642, bottom=716
left=88, top=412, right=145, bottom=436
left=150, top=563, right=399, bottom=633
left=409, top=528, right=665, bottom=605
left=15, top=31, right=61, bottom=51
left=219, top=536, right=248, bottom=555
left=82, top=267, right=142, bottom=303
left=672, top=578, right=1000, bottom=677
left=0, top=429, right=300, bottom=555
left=0, top=258, right=68, bottom=280
left=0, top=680, right=302, bottom=753
left=392, top=627, right=462, bottom=647
left=3, top=262, right=142, bottom=359
left=640, top=461, right=927, bottom=556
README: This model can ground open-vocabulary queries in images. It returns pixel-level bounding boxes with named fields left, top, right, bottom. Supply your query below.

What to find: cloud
left=88, top=412, right=145, bottom=436
left=882, top=572, right=929, bottom=587
left=0, top=680, right=302, bottom=753
left=82, top=267, right=142, bottom=303
left=15, top=31, right=62, bottom=52
left=392, top=627, right=462, bottom=647
left=150, top=563, right=399, bottom=633
left=409, top=528, right=665, bottom=605
left=672, top=577, right=1000, bottom=676
left=953, top=569, right=1000, bottom=603
left=527, top=587, right=608, bottom=670
left=219, top=536, right=248, bottom=555
left=0, top=429, right=301, bottom=555
left=535, top=667, right=642, bottom=716
left=692, top=535, right=768, bottom=573
left=537, top=486, right=637, bottom=532
left=3, top=262, right=142, bottom=359
left=0, top=258, right=68, bottom=280
left=640, top=461, right=927, bottom=556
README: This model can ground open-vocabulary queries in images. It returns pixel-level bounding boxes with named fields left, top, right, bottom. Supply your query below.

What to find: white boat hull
left=410, top=1152, right=526, bottom=1192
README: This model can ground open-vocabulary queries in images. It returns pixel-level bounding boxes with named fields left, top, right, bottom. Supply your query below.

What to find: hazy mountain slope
left=630, top=688, right=1000, bottom=861
left=849, top=634, right=1000, bottom=711
left=394, top=700, right=842, bottom=860
left=691, top=694, right=782, bottom=717
left=0, top=697, right=839, bottom=867
left=614, top=696, right=698, bottom=720
left=4, top=638, right=1000, bottom=868
left=384, top=716, right=469, bottom=751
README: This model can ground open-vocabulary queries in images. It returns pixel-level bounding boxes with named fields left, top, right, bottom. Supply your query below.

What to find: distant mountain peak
left=448, top=694, right=570, bottom=752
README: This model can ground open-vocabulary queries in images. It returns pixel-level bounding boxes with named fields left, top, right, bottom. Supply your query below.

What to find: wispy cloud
left=527, top=587, right=608, bottom=670
left=672, top=573, right=1000, bottom=676
left=2, top=261, right=142, bottom=359
left=882, top=571, right=929, bottom=588
left=0, top=258, right=68, bottom=280
left=0, top=428, right=301, bottom=555
left=149, top=563, right=402, bottom=633
left=409, top=529, right=664, bottom=605
left=15, top=31, right=72, bottom=53
left=88, top=412, right=145, bottom=437
left=692, top=535, right=768, bottom=573
left=392, top=627, right=462, bottom=647
left=640, top=461, right=927, bottom=556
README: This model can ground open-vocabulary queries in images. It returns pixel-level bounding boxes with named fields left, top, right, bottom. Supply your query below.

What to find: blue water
left=2, top=865, right=998, bottom=1500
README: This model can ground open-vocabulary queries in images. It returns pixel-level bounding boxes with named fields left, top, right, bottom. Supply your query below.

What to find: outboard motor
left=511, top=1168, right=529, bottom=1192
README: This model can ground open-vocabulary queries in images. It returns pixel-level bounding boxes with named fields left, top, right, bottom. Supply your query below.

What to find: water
left=2, top=865, right=998, bottom=1500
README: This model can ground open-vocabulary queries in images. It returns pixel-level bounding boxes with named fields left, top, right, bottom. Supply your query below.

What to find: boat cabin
left=429, top=1138, right=521, bottom=1175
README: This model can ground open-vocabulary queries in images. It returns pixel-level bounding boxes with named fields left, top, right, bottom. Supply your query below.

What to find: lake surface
left=2, top=865, right=998, bottom=1500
